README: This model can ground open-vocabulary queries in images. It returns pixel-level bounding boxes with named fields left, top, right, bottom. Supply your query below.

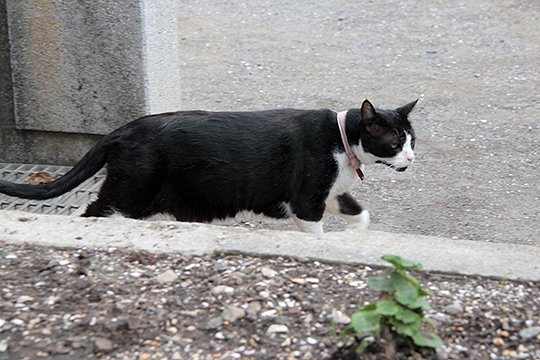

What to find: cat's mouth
left=376, top=161, right=408, bottom=172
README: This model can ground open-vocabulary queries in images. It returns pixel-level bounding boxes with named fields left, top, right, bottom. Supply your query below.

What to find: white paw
left=353, top=210, right=370, bottom=231
left=292, top=216, right=324, bottom=235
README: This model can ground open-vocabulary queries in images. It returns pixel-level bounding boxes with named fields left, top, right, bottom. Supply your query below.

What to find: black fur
left=0, top=100, right=417, bottom=230
left=337, top=193, right=363, bottom=216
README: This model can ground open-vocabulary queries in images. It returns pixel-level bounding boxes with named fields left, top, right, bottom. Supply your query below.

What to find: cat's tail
left=0, top=137, right=112, bottom=200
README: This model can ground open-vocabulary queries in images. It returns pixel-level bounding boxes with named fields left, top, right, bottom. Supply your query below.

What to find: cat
left=0, top=99, right=417, bottom=234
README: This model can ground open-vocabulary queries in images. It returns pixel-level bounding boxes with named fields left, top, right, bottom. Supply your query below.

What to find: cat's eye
left=391, top=144, right=399, bottom=149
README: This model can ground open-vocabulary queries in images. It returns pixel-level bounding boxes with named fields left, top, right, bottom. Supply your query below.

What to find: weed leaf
left=351, top=309, right=381, bottom=334
left=393, top=276, right=418, bottom=306
left=381, top=255, right=423, bottom=270
left=375, top=300, right=400, bottom=316
left=395, top=307, right=422, bottom=324
left=412, top=331, right=444, bottom=350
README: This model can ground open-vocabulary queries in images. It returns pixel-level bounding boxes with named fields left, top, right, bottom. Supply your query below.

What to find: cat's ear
left=362, top=100, right=388, bottom=137
left=360, top=99, right=377, bottom=123
left=396, top=99, right=418, bottom=117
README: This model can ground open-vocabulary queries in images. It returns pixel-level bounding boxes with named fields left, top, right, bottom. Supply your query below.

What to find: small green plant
left=268, top=296, right=283, bottom=315
left=341, top=255, right=443, bottom=354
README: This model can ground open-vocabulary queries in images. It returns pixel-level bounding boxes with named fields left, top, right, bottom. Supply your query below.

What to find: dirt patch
left=1, top=242, right=538, bottom=359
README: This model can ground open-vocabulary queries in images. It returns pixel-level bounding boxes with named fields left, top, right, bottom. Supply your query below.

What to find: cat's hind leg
left=325, top=192, right=370, bottom=231
left=81, top=174, right=157, bottom=219
left=82, top=198, right=115, bottom=217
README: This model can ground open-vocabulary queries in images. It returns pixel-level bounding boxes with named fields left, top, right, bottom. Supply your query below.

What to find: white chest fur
left=327, top=151, right=361, bottom=198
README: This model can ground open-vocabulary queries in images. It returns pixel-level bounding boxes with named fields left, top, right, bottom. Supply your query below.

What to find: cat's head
left=357, top=99, right=417, bottom=171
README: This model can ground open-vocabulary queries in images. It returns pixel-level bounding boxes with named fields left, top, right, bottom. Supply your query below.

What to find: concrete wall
left=0, top=0, right=181, bottom=164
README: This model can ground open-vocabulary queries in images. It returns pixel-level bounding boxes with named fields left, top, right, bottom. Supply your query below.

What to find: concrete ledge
left=1, top=210, right=538, bottom=282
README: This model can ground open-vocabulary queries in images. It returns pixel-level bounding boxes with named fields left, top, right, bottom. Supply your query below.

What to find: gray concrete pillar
left=1, top=0, right=181, bottom=163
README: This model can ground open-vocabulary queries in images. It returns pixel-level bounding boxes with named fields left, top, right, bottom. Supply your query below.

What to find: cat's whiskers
left=382, top=165, right=396, bottom=179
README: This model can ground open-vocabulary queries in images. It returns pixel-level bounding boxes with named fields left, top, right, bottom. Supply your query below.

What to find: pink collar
left=337, top=111, right=364, bottom=181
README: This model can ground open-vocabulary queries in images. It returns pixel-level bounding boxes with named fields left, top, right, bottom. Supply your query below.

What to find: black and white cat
left=0, top=99, right=417, bottom=234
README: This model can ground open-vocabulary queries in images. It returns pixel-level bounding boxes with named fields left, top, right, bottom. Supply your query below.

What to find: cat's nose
left=406, top=154, right=415, bottom=162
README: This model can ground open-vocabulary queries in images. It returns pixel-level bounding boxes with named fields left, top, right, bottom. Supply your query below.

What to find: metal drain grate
left=0, top=163, right=105, bottom=216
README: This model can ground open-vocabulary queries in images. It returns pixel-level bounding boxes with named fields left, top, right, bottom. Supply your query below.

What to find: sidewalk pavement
left=1, top=210, right=538, bottom=282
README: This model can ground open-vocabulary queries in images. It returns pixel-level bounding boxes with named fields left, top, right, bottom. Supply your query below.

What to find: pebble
left=211, top=275, right=224, bottom=285
left=432, top=312, right=452, bottom=324
left=266, top=324, right=289, bottom=335
left=172, top=351, right=182, bottom=360
left=246, top=301, right=261, bottom=318
left=261, top=309, right=277, bottom=318
left=94, top=337, right=114, bottom=353
left=444, top=301, right=464, bottom=315
left=274, top=316, right=290, bottom=324
left=502, top=349, right=518, bottom=358
left=261, top=267, right=278, bottom=278
left=44, top=296, right=57, bottom=306
left=222, top=305, right=246, bottom=323
left=16, top=295, right=35, bottom=304
left=211, top=285, right=234, bottom=295
left=290, top=278, right=306, bottom=285
left=10, top=318, right=24, bottom=326
left=88, top=316, right=97, bottom=326
left=0, top=339, right=8, bottom=352
left=229, top=271, right=246, bottom=285
left=285, top=298, right=296, bottom=308
left=180, top=309, right=203, bottom=317
left=206, top=316, right=223, bottom=330
left=519, top=326, right=540, bottom=339
left=180, top=281, right=192, bottom=289
left=156, top=269, right=178, bottom=284
left=184, top=263, right=198, bottom=270
left=280, top=337, right=291, bottom=347
left=213, top=260, right=228, bottom=272
left=331, top=309, right=351, bottom=325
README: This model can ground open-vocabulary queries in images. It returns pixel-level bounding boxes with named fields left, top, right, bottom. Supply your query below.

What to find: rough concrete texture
left=1, top=0, right=182, bottom=164
left=1, top=0, right=103, bottom=165
left=6, top=0, right=146, bottom=134
left=141, top=0, right=183, bottom=114
left=1, top=210, right=538, bottom=281
left=5, top=0, right=182, bottom=135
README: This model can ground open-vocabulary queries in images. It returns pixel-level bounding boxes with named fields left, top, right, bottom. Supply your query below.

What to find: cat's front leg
left=291, top=216, right=324, bottom=235
left=325, top=192, right=370, bottom=231
left=288, top=200, right=325, bottom=235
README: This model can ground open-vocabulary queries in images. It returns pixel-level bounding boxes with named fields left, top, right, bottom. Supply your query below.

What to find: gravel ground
left=1, top=242, right=539, bottom=360
left=178, top=0, right=539, bottom=245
